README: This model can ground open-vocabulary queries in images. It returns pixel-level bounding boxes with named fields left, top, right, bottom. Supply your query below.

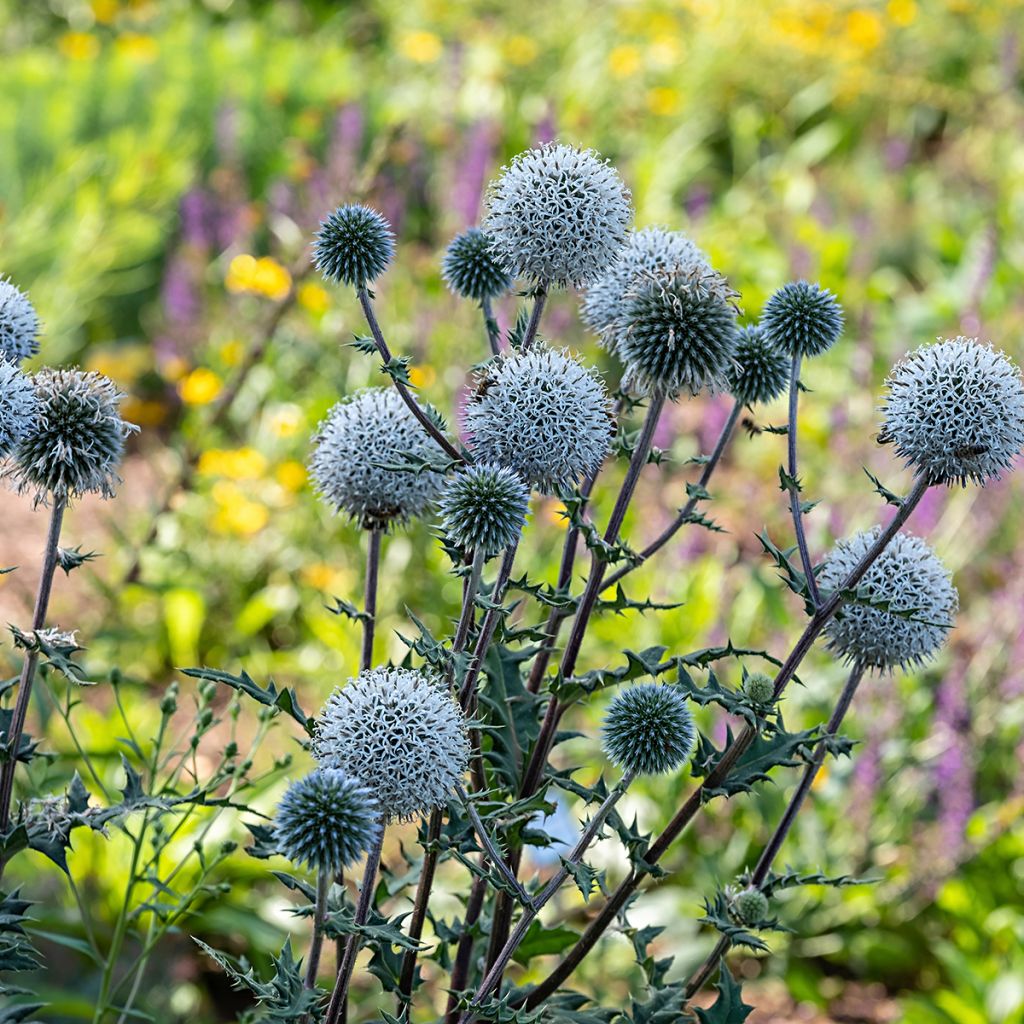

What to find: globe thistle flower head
left=727, top=324, right=791, bottom=406
left=310, top=388, right=446, bottom=530
left=730, top=887, right=769, bottom=927
left=464, top=343, right=612, bottom=494
left=313, top=204, right=395, bottom=287
left=619, top=265, right=739, bottom=397
left=741, top=671, right=775, bottom=705
left=759, top=281, right=843, bottom=358
left=0, top=278, right=41, bottom=364
left=0, top=359, right=38, bottom=457
left=601, top=683, right=696, bottom=776
left=880, top=337, right=1024, bottom=486
left=8, top=369, right=136, bottom=505
left=313, top=667, right=470, bottom=822
left=441, top=229, right=512, bottom=302
left=483, top=143, right=632, bottom=288
left=581, top=227, right=711, bottom=356
left=818, top=528, right=958, bottom=672
left=438, top=463, right=529, bottom=556
left=274, top=769, right=379, bottom=874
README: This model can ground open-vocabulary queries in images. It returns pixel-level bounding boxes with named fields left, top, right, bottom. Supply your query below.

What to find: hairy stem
left=786, top=357, right=821, bottom=608
left=444, top=871, right=488, bottom=1024
left=397, top=809, right=444, bottom=1003
left=519, top=285, right=548, bottom=352
left=361, top=528, right=382, bottom=672
left=304, top=871, right=331, bottom=989
left=456, top=787, right=533, bottom=906
left=481, top=296, right=502, bottom=357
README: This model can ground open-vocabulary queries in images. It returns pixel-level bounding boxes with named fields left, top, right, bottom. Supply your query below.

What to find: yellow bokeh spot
left=275, top=460, right=307, bottom=492
left=298, top=281, right=329, bottom=315
left=219, top=338, right=245, bottom=367
left=225, top=254, right=292, bottom=301
left=648, top=35, right=682, bottom=66
left=812, top=763, right=829, bottom=789
left=608, top=45, right=642, bottom=79
left=408, top=365, right=436, bottom=389
left=845, top=9, right=885, bottom=50
left=59, top=32, right=100, bottom=61
left=545, top=501, right=569, bottom=529
left=269, top=405, right=303, bottom=438
left=646, top=86, right=681, bottom=116
left=120, top=397, right=166, bottom=428
left=179, top=368, right=222, bottom=405
left=86, top=345, right=151, bottom=385
left=505, top=35, right=539, bottom=65
left=198, top=447, right=268, bottom=481
left=91, top=0, right=118, bottom=23
left=886, top=0, right=917, bottom=25
left=302, top=562, right=346, bottom=592
left=399, top=30, right=443, bottom=63
left=114, top=33, right=158, bottom=62
left=215, top=500, right=269, bottom=536
left=162, top=356, right=189, bottom=382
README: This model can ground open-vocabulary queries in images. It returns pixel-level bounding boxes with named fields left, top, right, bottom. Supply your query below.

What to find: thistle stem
left=361, top=528, right=382, bottom=672
left=481, top=296, right=502, bottom=357
left=519, top=285, right=547, bottom=352
left=0, top=497, right=66, bottom=856
left=357, top=286, right=465, bottom=463
left=304, top=870, right=331, bottom=989
left=786, top=356, right=821, bottom=608
left=456, top=786, right=533, bottom=907
left=522, top=477, right=929, bottom=1007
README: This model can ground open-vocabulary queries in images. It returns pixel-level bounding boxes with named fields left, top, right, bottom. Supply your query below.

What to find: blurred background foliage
left=1, top=0, right=1024, bottom=1021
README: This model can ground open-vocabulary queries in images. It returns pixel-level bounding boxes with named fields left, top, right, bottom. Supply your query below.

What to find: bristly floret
left=438, top=463, right=529, bottom=557
left=582, top=227, right=710, bottom=357
left=441, top=229, right=512, bottom=302
left=463, top=343, right=612, bottom=494
left=274, top=769, right=379, bottom=874
left=619, top=265, right=739, bottom=397
left=818, top=528, right=958, bottom=672
left=7, top=369, right=137, bottom=506
left=759, top=280, right=844, bottom=358
left=0, top=278, right=41, bottom=364
left=313, top=667, right=470, bottom=822
left=0, top=359, right=38, bottom=458
left=880, top=337, right=1024, bottom=486
left=601, top=684, right=696, bottom=776
left=729, top=886, right=769, bottom=926
left=313, top=204, right=396, bottom=287
left=309, top=388, right=446, bottom=530
left=727, top=324, right=791, bottom=406
left=483, top=143, right=632, bottom=288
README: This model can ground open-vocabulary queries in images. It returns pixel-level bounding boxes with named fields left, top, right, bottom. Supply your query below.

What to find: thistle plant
left=0, top=358, right=37, bottom=456
left=0, top=277, right=41, bottom=363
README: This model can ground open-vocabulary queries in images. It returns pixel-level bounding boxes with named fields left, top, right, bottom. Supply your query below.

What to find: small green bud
left=742, top=672, right=775, bottom=705
left=220, top=840, right=238, bottom=855
left=730, top=887, right=769, bottom=926
left=199, top=680, right=217, bottom=703
left=224, top=741, right=238, bottom=759
left=197, top=707, right=214, bottom=729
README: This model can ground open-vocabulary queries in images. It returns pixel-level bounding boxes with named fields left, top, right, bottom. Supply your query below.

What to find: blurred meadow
left=2, top=0, right=1024, bottom=1021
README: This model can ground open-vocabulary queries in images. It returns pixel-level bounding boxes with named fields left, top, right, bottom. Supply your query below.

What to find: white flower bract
left=0, top=359, right=38, bottom=457
left=0, top=278, right=41, bottom=364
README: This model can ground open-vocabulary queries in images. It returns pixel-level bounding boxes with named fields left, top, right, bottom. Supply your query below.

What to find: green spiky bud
left=601, top=684, right=696, bottom=776
left=313, top=204, right=395, bottom=287
left=760, top=281, right=843, bottom=358
left=441, top=229, right=512, bottom=301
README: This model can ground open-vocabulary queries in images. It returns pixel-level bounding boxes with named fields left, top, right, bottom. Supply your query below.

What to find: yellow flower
left=408, top=365, right=436, bottom=389
left=275, top=460, right=307, bottom=492
left=219, top=338, right=245, bottom=367
left=505, top=35, right=539, bottom=65
left=646, top=86, right=681, bottom=116
left=845, top=9, right=885, bottom=50
left=268, top=405, right=303, bottom=438
left=91, top=0, right=118, bottom=24
left=59, top=32, right=100, bottom=61
left=120, top=397, right=167, bottom=428
left=225, top=254, right=292, bottom=301
left=298, top=282, right=329, bottom=315
left=399, top=30, right=443, bottom=63
left=302, top=563, right=347, bottom=591
left=608, top=45, right=642, bottom=79
left=215, top=500, right=269, bottom=536
left=179, top=368, right=222, bottom=405
left=114, top=33, right=158, bottom=62
left=886, top=0, right=917, bottom=25
left=199, top=447, right=268, bottom=480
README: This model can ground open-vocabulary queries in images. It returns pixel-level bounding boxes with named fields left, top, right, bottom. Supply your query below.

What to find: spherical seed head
left=0, top=279, right=41, bottom=364
left=313, top=204, right=395, bottom=287
left=880, top=337, right=1024, bottom=486
left=619, top=266, right=739, bottom=397
left=441, top=229, right=512, bottom=302
left=730, top=887, right=769, bottom=926
left=601, top=683, right=696, bottom=776
left=8, top=369, right=136, bottom=505
left=759, top=281, right=843, bottom=358
left=313, top=667, right=470, bottom=822
left=742, top=671, right=775, bottom=705
left=582, top=227, right=711, bottom=356
left=463, top=343, right=612, bottom=494
left=483, top=143, right=632, bottom=288
left=819, top=528, right=958, bottom=672
left=438, top=463, right=530, bottom=556
left=0, top=359, right=38, bottom=457
left=274, top=769, right=379, bottom=873
left=727, top=324, right=791, bottom=406
left=309, top=388, right=446, bottom=530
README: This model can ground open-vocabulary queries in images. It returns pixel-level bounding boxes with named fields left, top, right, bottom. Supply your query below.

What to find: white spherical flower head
left=313, top=667, right=470, bottom=822
left=310, top=388, right=446, bottom=530
left=0, top=359, right=38, bottom=457
left=818, top=528, right=958, bottom=672
left=483, top=143, right=632, bottom=288
left=582, top=227, right=710, bottom=356
left=880, top=337, right=1024, bottom=486
left=0, top=278, right=41, bottom=364
left=463, top=343, right=613, bottom=494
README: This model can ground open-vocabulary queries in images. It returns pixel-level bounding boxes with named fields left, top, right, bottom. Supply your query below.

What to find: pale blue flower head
left=0, top=278, right=41, bottom=364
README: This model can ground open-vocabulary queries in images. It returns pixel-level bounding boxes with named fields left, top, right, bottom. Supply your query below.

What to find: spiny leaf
left=692, top=962, right=754, bottom=1024
left=181, top=666, right=313, bottom=734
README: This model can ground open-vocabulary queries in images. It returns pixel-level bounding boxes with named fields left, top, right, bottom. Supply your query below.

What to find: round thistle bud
left=727, top=324, right=790, bottom=406
left=8, top=369, right=136, bottom=504
left=619, top=266, right=739, bottom=396
left=0, top=359, right=38, bottom=457
left=880, top=337, right=1024, bottom=486
left=759, top=281, right=843, bottom=358
left=483, top=143, right=632, bottom=288
left=581, top=227, right=710, bottom=356
left=313, top=204, right=395, bottom=287
left=310, top=388, right=446, bottom=530
left=464, top=344, right=612, bottom=494
left=313, top=667, right=470, bottom=822
left=441, top=229, right=512, bottom=302
left=0, top=279, right=41, bottom=364
left=742, top=671, right=775, bottom=705
left=438, top=463, right=529, bottom=556
left=730, top=887, right=769, bottom=927
left=601, top=684, right=696, bottom=776
left=818, top=529, right=958, bottom=672
left=274, top=769, right=379, bottom=873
